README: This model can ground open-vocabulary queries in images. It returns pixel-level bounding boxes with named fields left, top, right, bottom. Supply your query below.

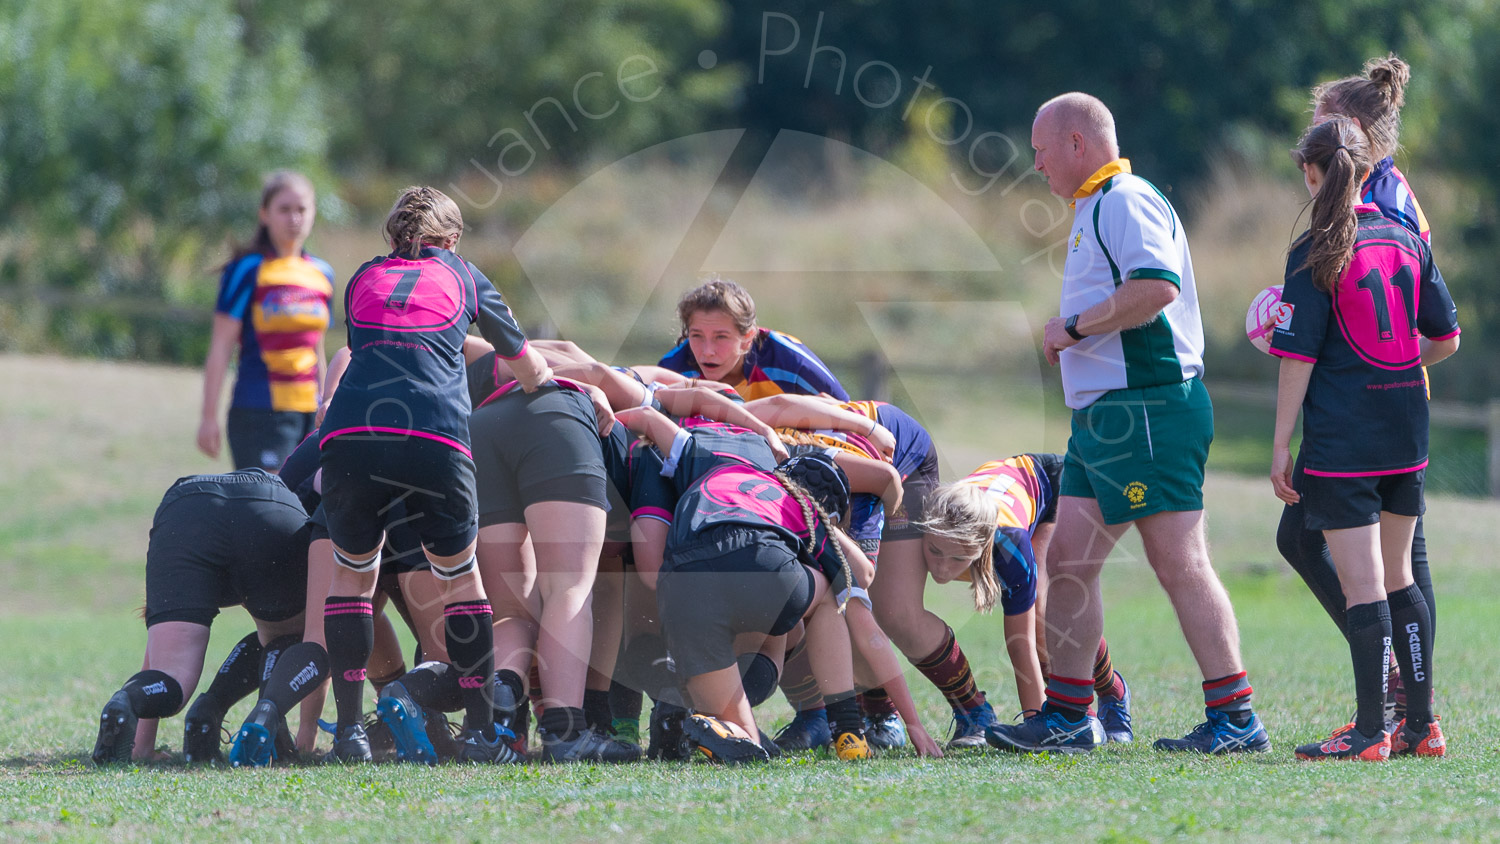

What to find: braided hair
left=772, top=466, right=857, bottom=614
left=383, top=186, right=464, bottom=259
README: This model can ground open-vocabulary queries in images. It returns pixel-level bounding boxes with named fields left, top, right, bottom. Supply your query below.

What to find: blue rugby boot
left=985, top=707, right=1100, bottom=754
left=947, top=700, right=998, bottom=749
left=376, top=681, right=438, bottom=765
left=864, top=712, right=908, bottom=749
left=773, top=708, right=831, bottom=752
left=229, top=699, right=281, bottom=768
left=1153, top=709, right=1271, bottom=755
left=1097, top=672, right=1134, bottom=744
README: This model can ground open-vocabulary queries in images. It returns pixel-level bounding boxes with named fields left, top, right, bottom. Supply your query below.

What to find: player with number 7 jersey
left=1269, top=206, right=1459, bottom=478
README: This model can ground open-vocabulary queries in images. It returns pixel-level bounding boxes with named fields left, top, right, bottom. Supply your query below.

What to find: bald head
left=1031, top=92, right=1121, bottom=198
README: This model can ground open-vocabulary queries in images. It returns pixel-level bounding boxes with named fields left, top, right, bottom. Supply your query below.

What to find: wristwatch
left=1064, top=314, right=1086, bottom=341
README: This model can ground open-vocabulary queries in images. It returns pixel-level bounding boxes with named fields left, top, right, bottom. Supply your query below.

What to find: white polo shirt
left=1058, top=159, right=1205, bottom=410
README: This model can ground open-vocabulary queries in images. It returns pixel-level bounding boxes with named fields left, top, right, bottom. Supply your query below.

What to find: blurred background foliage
left=0, top=0, right=1495, bottom=406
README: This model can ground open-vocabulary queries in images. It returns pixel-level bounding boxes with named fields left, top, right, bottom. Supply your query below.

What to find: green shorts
left=1060, top=378, right=1213, bottom=525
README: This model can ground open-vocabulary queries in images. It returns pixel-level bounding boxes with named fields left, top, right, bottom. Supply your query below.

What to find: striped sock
left=1093, top=638, right=1125, bottom=699
left=914, top=626, right=985, bottom=712
left=1043, top=675, right=1093, bottom=718
left=1203, top=670, right=1254, bottom=726
left=859, top=687, right=897, bottom=719
left=324, top=596, right=375, bottom=730
left=779, top=641, right=824, bottom=712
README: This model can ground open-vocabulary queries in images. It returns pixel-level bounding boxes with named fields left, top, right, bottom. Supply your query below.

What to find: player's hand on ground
left=1270, top=443, right=1299, bottom=504
left=907, top=723, right=943, bottom=758
left=196, top=418, right=221, bottom=459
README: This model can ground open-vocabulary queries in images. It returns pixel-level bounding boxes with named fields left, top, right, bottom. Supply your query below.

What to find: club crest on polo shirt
left=1072, top=229, right=1084, bottom=252
left=1124, top=481, right=1148, bottom=508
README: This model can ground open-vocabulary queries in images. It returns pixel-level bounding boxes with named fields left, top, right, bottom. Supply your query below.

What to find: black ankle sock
left=198, top=632, right=263, bottom=713
left=122, top=670, right=183, bottom=719
left=443, top=600, right=495, bottom=731
left=824, top=693, right=863, bottom=737
left=1347, top=600, right=1393, bottom=737
left=260, top=642, right=329, bottom=713
left=324, top=596, right=375, bottom=730
left=1388, top=584, right=1434, bottom=729
left=258, top=634, right=301, bottom=698
left=540, top=706, right=587, bottom=741
left=608, top=679, right=642, bottom=722
left=583, top=689, right=612, bottom=733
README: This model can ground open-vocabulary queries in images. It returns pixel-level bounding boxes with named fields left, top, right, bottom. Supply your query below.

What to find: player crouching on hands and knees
left=989, top=92, right=1269, bottom=755
left=317, top=186, right=552, bottom=764
left=1272, top=118, right=1457, bottom=761
left=617, top=406, right=942, bottom=763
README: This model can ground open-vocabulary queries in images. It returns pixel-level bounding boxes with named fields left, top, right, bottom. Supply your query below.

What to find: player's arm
left=1043, top=279, right=1178, bottom=366
left=615, top=406, right=684, bottom=453
left=1270, top=358, right=1313, bottom=505
left=831, top=452, right=903, bottom=517
left=552, top=361, right=650, bottom=410
left=656, top=385, right=790, bottom=462
left=316, top=346, right=352, bottom=427
left=1002, top=607, right=1044, bottom=712
left=198, top=313, right=242, bottom=458
left=1421, top=336, right=1459, bottom=366
left=746, top=395, right=895, bottom=458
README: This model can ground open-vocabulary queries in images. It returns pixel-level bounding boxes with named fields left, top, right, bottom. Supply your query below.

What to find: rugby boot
left=947, top=700, right=998, bottom=749
left=758, top=728, right=782, bottom=760
left=1295, top=723, right=1390, bottom=761
left=324, top=722, right=373, bottom=764
left=772, top=708, right=831, bottom=752
left=182, top=697, right=225, bottom=765
left=1154, top=709, right=1271, bottom=755
left=864, top=712, right=908, bottom=749
left=229, top=699, right=281, bottom=768
left=537, top=726, right=642, bottom=764
left=833, top=731, right=871, bottom=760
left=456, top=725, right=525, bottom=764
left=91, top=691, right=137, bottom=766
left=985, top=707, right=1099, bottom=754
left=647, top=700, right=690, bottom=761
left=376, top=681, right=438, bottom=765
left=683, top=714, right=769, bottom=765
left=493, top=678, right=530, bottom=757
left=1391, top=717, right=1446, bottom=758
left=424, top=708, right=461, bottom=762
left=1384, top=654, right=1403, bottom=734
left=1096, top=672, right=1134, bottom=744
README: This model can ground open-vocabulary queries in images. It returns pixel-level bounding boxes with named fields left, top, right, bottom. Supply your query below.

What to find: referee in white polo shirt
left=987, top=92, right=1270, bottom=755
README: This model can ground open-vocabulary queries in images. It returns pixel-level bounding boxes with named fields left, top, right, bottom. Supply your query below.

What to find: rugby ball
left=1245, top=284, right=1289, bottom=355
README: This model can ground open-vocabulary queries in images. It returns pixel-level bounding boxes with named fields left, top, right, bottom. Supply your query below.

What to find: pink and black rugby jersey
left=215, top=252, right=335, bottom=413
left=1270, top=207, right=1459, bottom=476
left=320, top=246, right=529, bottom=456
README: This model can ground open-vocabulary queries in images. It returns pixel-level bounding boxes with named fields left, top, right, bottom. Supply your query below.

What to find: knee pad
left=334, top=547, right=381, bottom=573
left=738, top=652, right=780, bottom=707
left=429, top=552, right=476, bottom=581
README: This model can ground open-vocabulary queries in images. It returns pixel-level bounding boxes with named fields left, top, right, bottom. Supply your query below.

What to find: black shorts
left=882, top=442, right=940, bottom=542
left=657, top=526, right=815, bottom=678
left=309, top=502, right=430, bottom=574
left=145, top=471, right=311, bottom=628
left=320, top=435, right=478, bottom=559
left=227, top=407, right=316, bottom=472
left=470, top=386, right=609, bottom=527
left=1029, top=453, right=1065, bottom=524
left=1298, top=464, right=1426, bottom=532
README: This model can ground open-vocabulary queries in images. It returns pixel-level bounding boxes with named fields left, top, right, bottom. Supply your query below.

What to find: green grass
left=3, top=353, right=1500, bottom=843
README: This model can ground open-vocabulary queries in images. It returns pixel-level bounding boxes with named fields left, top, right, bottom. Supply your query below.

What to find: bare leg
left=1136, top=509, right=1243, bottom=680
left=1043, top=497, right=1128, bottom=684
left=1031, top=523, right=1056, bottom=674
left=132, top=622, right=212, bottom=760
left=868, top=537, right=946, bottom=660
left=684, top=666, right=758, bottom=740
left=479, top=524, right=541, bottom=678
left=588, top=555, right=626, bottom=693
left=526, top=501, right=606, bottom=710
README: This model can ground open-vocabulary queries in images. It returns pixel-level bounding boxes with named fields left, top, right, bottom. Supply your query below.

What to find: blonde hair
left=773, top=467, right=856, bottom=613
left=916, top=482, right=1001, bottom=613
left=384, top=186, right=464, bottom=259
left=676, top=274, right=757, bottom=341
left=1312, top=54, right=1410, bottom=161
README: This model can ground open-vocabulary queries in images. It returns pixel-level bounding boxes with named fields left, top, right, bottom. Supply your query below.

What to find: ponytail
left=384, top=186, right=464, bottom=259
left=774, top=468, right=856, bottom=614
left=1311, top=53, right=1410, bottom=161
left=1292, top=117, right=1371, bottom=293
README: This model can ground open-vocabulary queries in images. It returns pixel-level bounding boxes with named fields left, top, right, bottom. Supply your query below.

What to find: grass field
left=2, top=354, right=1499, bottom=843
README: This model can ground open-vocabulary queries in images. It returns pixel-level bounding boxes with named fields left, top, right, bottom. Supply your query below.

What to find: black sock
left=324, top=596, right=375, bottom=730
left=443, top=600, right=495, bottom=732
left=403, top=661, right=464, bottom=712
left=1276, top=501, right=1350, bottom=639
left=258, top=634, right=301, bottom=698
left=1411, top=518, right=1436, bottom=642
left=1347, top=600, right=1392, bottom=737
left=609, top=679, right=642, bottom=723
left=121, top=670, right=183, bottom=719
left=1388, top=584, right=1434, bottom=729
left=737, top=653, right=779, bottom=708
left=539, top=706, right=587, bottom=741
left=260, top=642, right=329, bottom=713
left=824, top=692, right=863, bottom=738
left=583, top=689, right=612, bottom=733
left=197, top=632, right=263, bottom=714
